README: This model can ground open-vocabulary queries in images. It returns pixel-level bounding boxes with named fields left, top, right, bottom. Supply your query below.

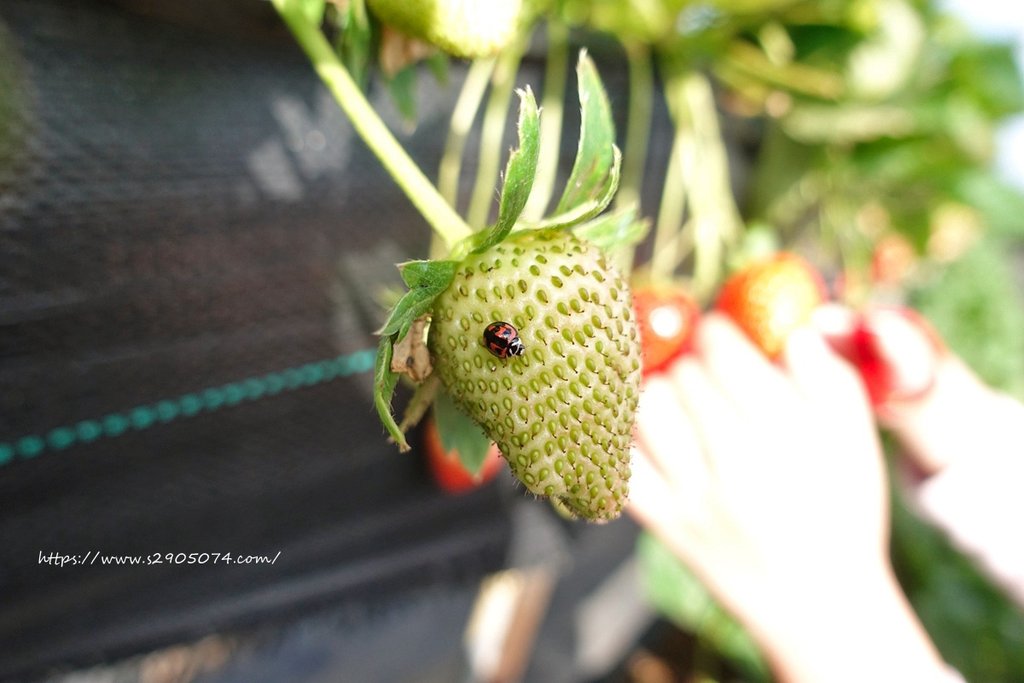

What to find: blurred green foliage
left=913, top=239, right=1024, bottom=400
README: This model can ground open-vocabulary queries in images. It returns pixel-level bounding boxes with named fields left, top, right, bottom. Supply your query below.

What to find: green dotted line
left=0, top=348, right=376, bottom=466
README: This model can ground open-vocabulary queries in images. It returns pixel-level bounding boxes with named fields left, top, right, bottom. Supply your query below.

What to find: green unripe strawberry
left=366, top=0, right=522, bottom=59
left=428, top=230, right=641, bottom=522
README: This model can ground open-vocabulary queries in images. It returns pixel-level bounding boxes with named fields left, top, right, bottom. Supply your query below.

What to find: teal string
left=0, top=348, right=376, bottom=466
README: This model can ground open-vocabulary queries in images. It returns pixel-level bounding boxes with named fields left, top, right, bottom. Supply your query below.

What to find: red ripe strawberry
left=849, top=307, right=944, bottom=407
left=633, top=286, right=701, bottom=375
left=423, top=416, right=505, bottom=494
left=715, top=253, right=827, bottom=358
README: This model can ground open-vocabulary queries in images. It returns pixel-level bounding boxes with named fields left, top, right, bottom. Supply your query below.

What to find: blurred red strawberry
left=849, top=307, right=944, bottom=407
left=716, top=253, right=827, bottom=358
left=423, top=416, right=505, bottom=494
left=633, top=285, right=701, bottom=375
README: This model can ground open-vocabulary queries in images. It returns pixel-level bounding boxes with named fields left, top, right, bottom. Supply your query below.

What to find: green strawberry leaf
left=398, top=259, right=457, bottom=289
left=332, top=0, right=373, bottom=90
left=433, top=389, right=493, bottom=475
left=386, top=65, right=418, bottom=127
left=571, top=203, right=649, bottom=252
left=378, top=259, right=457, bottom=342
left=950, top=42, right=1024, bottom=118
left=374, top=259, right=457, bottom=450
left=426, top=52, right=449, bottom=87
left=554, top=50, right=617, bottom=215
left=373, top=336, right=407, bottom=450
left=531, top=145, right=621, bottom=230
left=471, top=87, right=541, bottom=254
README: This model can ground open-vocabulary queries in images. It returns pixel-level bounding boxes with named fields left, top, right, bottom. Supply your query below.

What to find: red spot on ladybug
left=483, top=321, right=525, bottom=359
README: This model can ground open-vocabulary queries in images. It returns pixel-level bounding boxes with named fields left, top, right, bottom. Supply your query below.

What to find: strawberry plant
left=271, top=0, right=1024, bottom=676
left=371, top=56, right=643, bottom=522
left=275, top=0, right=645, bottom=521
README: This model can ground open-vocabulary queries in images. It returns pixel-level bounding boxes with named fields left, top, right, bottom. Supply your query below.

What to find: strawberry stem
left=650, top=105, right=689, bottom=284
left=467, top=34, right=528, bottom=229
left=651, top=61, right=743, bottom=300
left=616, top=41, right=653, bottom=212
left=273, top=0, right=472, bottom=249
left=522, top=20, right=569, bottom=221
left=438, top=57, right=497, bottom=209
left=681, top=70, right=743, bottom=299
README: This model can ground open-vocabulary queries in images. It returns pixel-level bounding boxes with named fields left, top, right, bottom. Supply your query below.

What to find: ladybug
left=483, top=321, right=525, bottom=359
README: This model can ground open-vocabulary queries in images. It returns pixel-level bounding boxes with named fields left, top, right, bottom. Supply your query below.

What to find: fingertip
left=784, top=325, right=868, bottom=404
left=694, top=311, right=763, bottom=360
left=811, top=303, right=858, bottom=338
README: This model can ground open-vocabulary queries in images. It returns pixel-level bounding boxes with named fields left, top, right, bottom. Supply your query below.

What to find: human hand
left=816, top=304, right=1021, bottom=476
left=630, top=313, right=888, bottom=625
left=817, top=305, right=1024, bottom=609
left=629, top=313, right=949, bottom=682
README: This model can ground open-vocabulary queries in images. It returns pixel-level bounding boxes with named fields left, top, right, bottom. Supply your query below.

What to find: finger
left=636, top=376, right=706, bottom=490
left=668, top=356, right=745, bottom=475
left=783, top=326, right=870, bottom=418
left=627, top=446, right=702, bottom=559
left=627, top=445, right=681, bottom=520
left=811, top=303, right=860, bottom=360
left=693, top=313, right=789, bottom=417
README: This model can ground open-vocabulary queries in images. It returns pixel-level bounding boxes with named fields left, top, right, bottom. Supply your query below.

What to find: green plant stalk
left=659, top=63, right=741, bottom=299
left=684, top=70, right=742, bottom=299
left=650, top=106, right=689, bottom=284
left=272, top=0, right=472, bottom=248
left=523, top=20, right=568, bottom=221
left=467, top=37, right=527, bottom=230
left=438, top=57, right=497, bottom=208
left=616, top=41, right=653, bottom=211
left=724, top=40, right=843, bottom=100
